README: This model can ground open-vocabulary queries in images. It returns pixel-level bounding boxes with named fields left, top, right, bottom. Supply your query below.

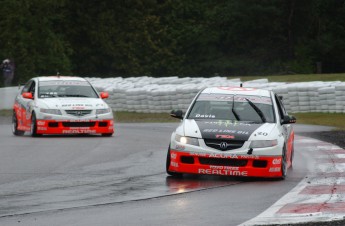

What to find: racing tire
left=30, top=113, right=41, bottom=137
left=12, top=112, right=25, bottom=136
left=101, top=133, right=113, bottom=137
left=280, top=145, right=288, bottom=180
left=166, top=147, right=183, bottom=177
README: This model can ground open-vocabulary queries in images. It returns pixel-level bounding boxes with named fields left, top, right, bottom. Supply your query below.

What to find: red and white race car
left=167, top=87, right=296, bottom=179
left=12, top=76, right=114, bottom=137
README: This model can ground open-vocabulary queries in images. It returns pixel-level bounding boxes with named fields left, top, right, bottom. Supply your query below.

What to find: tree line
left=1, top=0, right=345, bottom=84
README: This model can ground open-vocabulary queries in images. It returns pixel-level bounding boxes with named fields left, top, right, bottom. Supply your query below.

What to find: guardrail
left=1, top=77, right=345, bottom=113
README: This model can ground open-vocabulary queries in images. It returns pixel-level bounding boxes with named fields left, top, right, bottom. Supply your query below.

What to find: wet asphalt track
left=0, top=119, right=334, bottom=226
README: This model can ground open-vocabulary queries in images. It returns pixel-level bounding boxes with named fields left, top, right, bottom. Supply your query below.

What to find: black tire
left=290, top=142, right=295, bottom=165
left=101, top=133, right=113, bottom=137
left=12, top=112, right=25, bottom=136
left=30, top=113, right=41, bottom=137
left=166, top=147, right=183, bottom=177
left=280, top=145, right=288, bottom=180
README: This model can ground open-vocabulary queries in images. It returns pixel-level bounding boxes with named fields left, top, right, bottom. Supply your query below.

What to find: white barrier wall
left=87, top=76, right=345, bottom=113
left=1, top=77, right=345, bottom=113
left=0, top=86, right=20, bottom=110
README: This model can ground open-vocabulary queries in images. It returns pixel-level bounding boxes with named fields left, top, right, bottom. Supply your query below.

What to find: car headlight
left=175, top=134, right=199, bottom=146
left=40, top=108, right=62, bottom=115
left=250, top=140, right=278, bottom=148
left=96, top=108, right=111, bottom=114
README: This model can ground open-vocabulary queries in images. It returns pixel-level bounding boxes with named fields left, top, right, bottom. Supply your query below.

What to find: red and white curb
left=241, top=135, right=345, bottom=225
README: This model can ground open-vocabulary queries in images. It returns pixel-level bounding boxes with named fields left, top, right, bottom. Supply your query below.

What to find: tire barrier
left=87, top=77, right=345, bottom=113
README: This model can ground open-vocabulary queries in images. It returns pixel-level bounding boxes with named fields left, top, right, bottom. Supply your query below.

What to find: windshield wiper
left=245, top=98, right=266, bottom=123
left=232, top=95, right=240, bottom=121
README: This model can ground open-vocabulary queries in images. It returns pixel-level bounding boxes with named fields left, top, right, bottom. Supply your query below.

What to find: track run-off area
left=0, top=120, right=344, bottom=226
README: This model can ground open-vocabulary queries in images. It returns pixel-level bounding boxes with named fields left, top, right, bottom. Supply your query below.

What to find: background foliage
left=1, top=0, right=345, bottom=84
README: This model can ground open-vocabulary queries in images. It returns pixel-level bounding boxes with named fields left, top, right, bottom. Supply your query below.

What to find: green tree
left=0, top=0, right=72, bottom=84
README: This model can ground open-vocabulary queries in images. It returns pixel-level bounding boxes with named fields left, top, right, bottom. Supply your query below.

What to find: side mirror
left=170, top=109, right=183, bottom=119
left=22, top=92, right=33, bottom=99
left=281, top=115, right=296, bottom=125
left=100, top=92, right=109, bottom=99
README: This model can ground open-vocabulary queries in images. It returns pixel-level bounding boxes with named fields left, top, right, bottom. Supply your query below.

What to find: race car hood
left=183, top=119, right=276, bottom=141
left=37, top=98, right=108, bottom=110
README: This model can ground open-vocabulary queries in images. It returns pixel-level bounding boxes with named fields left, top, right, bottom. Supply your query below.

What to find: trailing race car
left=12, top=76, right=114, bottom=137
left=167, top=87, right=296, bottom=179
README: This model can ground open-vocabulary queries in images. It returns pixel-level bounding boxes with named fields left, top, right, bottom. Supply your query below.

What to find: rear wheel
left=12, top=112, right=25, bottom=136
left=166, top=147, right=183, bottom=177
left=30, top=113, right=41, bottom=137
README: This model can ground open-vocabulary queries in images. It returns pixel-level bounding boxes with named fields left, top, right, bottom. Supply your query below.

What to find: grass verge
left=293, top=112, right=345, bottom=130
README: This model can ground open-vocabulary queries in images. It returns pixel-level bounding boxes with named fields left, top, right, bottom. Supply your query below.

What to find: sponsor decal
left=196, top=119, right=262, bottom=141
left=257, top=131, right=268, bottom=136
left=37, top=127, right=47, bottom=131
left=204, top=120, right=251, bottom=127
left=62, top=129, right=96, bottom=134
left=175, top=145, right=185, bottom=151
left=189, top=152, right=260, bottom=160
left=170, top=162, right=179, bottom=167
left=72, top=107, right=86, bottom=110
left=269, top=167, right=281, bottom=172
left=210, top=165, right=239, bottom=170
left=170, top=153, right=177, bottom=159
left=272, top=158, right=281, bottom=165
left=198, top=168, right=248, bottom=176
left=216, top=134, right=235, bottom=139
left=195, top=114, right=216, bottom=119
left=37, top=121, right=46, bottom=126
left=62, top=104, right=93, bottom=107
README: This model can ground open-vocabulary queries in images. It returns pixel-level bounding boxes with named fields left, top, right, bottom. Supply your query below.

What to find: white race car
left=12, top=76, right=114, bottom=137
left=167, top=87, right=296, bottom=179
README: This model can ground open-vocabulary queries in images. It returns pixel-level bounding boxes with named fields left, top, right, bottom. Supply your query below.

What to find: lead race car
left=12, top=76, right=114, bottom=137
left=167, top=87, right=296, bottom=179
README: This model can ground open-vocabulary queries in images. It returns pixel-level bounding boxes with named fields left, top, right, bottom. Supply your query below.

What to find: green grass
left=293, top=113, right=345, bottom=130
left=232, top=73, right=345, bottom=83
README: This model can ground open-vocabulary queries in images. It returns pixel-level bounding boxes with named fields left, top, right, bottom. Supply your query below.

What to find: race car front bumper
left=168, top=150, right=284, bottom=178
left=36, top=119, right=114, bottom=135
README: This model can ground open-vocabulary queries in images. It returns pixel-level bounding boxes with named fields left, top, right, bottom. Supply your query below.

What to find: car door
left=21, top=80, right=36, bottom=127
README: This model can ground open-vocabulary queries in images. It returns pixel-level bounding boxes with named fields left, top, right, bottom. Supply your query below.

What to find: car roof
left=201, top=87, right=272, bottom=97
left=34, top=76, right=87, bottom=82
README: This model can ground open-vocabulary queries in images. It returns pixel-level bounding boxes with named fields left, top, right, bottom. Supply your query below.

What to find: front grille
left=65, top=110, right=92, bottom=117
left=204, top=139, right=245, bottom=151
left=62, top=122, right=96, bottom=127
left=199, top=157, right=248, bottom=167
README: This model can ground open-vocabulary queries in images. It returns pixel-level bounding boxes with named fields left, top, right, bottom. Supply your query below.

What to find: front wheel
left=30, top=113, right=41, bottom=137
left=12, top=112, right=25, bottom=136
left=166, top=147, right=183, bottom=177
left=280, top=145, right=288, bottom=180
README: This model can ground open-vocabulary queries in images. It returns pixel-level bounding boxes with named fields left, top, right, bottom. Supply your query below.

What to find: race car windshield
left=38, top=81, right=98, bottom=98
left=187, top=94, right=275, bottom=123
